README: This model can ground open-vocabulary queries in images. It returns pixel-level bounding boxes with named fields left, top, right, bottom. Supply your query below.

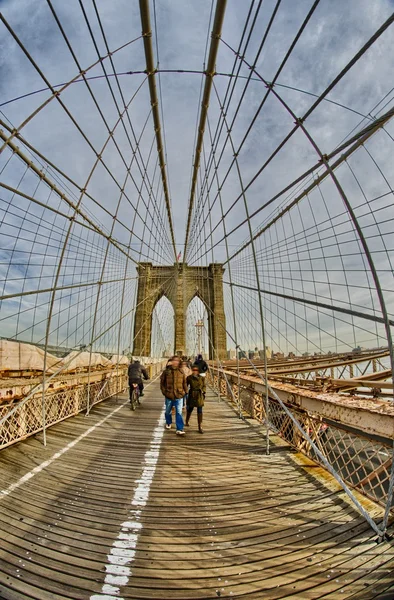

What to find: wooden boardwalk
left=0, top=380, right=394, bottom=599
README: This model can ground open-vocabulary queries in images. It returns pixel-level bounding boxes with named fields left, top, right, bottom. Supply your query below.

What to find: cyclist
left=128, top=357, right=149, bottom=399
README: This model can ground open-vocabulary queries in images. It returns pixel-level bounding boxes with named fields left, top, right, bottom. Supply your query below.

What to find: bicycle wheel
left=130, top=388, right=138, bottom=411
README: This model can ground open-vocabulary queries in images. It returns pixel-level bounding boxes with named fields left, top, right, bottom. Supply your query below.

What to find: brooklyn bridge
left=1, top=0, right=394, bottom=598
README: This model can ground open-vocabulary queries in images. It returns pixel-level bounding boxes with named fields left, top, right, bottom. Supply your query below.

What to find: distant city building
left=227, top=348, right=237, bottom=359
left=288, top=352, right=296, bottom=359
left=302, top=352, right=310, bottom=357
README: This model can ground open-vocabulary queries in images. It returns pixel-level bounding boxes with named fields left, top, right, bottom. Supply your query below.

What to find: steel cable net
left=0, top=1, right=178, bottom=358
left=1, top=0, right=394, bottom=529
left=185, top=5, right=394, bottom=369
left=0, top=0, right=393, bottom=363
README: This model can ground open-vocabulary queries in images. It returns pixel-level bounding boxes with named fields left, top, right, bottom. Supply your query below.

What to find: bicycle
left=130, top=383, right=141, bottom=411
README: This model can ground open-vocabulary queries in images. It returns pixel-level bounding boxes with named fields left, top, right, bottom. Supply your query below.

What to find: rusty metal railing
left=0, top=359, right=167, bottom=450
left=0, top=370, right=127, bottom=450
left=209, top=365, right=394, bottom=539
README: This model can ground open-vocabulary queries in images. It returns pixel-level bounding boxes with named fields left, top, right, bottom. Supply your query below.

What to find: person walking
left=186, top=365, right=206, bottom=433
left=182, top=355, right=193, bottom=369
left=180, top=359, right=192, bottom=410
left=193, top=353, right=208, bottom=377
left=180, top=359, right=192, bottom=378
left=128, top=357, right=149, bottom=399
left=160, top=356, right=187, bottom=435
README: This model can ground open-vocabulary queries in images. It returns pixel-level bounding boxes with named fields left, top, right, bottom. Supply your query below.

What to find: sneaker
left=165, top=424, right=171, bottom=430
left=176, top=430, right=185, bottom=436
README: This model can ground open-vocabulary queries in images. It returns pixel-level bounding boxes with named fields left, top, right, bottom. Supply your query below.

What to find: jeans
left=165, top=398, right=184, bottom=431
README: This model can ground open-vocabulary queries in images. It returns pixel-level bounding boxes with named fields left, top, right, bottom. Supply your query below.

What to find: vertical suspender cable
left=183, top=0, right=227, bottom=261
left=139, top=0, right=177, bottom=261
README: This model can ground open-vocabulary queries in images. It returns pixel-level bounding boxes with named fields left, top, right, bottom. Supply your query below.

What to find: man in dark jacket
left=160, top=356, right=187, bottom=435
left=128, top=358, right=149, bottom=398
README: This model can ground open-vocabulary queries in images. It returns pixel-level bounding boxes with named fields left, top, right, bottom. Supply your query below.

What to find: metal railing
left=0, top=359, right=167, bottom=450
left=209, top=365, right=394, bottom=537
left=0, top=370, right=127, bottom=450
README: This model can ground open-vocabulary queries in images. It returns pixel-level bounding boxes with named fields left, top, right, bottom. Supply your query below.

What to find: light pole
left=195, top=319, right=204, bottom=355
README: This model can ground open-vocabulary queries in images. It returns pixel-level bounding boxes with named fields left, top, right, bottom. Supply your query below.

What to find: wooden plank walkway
left=0, top=379, right=393, bottom=599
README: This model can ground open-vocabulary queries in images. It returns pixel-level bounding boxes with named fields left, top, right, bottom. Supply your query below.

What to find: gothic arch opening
left=133, top=263, right=227, bottom=359
left=186, top=296, right=209, bottom=360
left=150, top=296, right=174, bottom=358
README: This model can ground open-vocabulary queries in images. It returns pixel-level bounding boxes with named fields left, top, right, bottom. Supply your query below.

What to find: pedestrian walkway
left=0, top=380, right=393, bottom=599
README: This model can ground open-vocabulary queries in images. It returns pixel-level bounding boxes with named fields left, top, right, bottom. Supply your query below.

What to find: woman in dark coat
left=186, top=366, right=206, bottom=433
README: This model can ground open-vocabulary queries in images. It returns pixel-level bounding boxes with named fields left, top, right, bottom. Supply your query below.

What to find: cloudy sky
left=1, top=0, right=394, bottom=356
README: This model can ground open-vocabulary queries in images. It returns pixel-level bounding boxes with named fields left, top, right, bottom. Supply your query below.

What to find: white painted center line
left=90, top=409, right=166, bottom=600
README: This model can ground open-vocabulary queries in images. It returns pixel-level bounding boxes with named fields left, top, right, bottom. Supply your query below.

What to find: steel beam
left=220, top=368, right=394, bottom=440
left=224, top=350, right=390, bottom=375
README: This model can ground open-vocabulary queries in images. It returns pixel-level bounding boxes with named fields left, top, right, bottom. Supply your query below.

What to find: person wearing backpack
left=193, top=353, right=208, bottom=377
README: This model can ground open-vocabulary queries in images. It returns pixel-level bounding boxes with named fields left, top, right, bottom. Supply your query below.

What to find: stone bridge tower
left=132, top=263, right=227, bottom=360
